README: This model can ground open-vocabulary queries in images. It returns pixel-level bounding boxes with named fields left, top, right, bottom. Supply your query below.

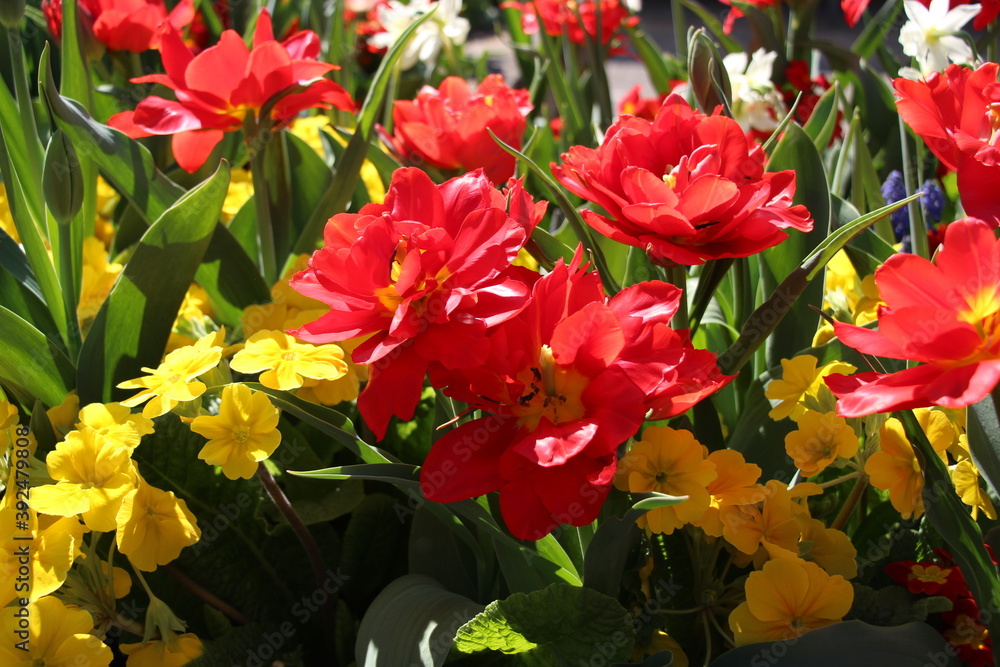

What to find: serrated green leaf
left=76, top=163, right=230, bottom=404
left=454, top=583, right=634, bottom=664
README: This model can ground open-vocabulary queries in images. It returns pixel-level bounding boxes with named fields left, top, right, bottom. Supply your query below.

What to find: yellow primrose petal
left=30, top=482, right=91, bottom=518
left=231, top=331, right=347, bottom=391
left=800, top=518, right=858, bottom=579
left=865, top=418, right=924, bottom=520
left=116, top=481, right=201, bottom=572
left=121, top=633, right=204, bottom=667
left=77, top=402, right=154, bottom=449
left=190, top=384, right=282, bottom=481
left=0, top=596, right=111, bottom=667
left=953, top=458, right=998, bottom=521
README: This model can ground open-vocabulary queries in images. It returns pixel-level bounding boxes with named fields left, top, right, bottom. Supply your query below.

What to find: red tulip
left=42, top=0, right=194, bottom=53
left=420, top=252, right=731, bottom=540
left=290, top=168, right=544, bottom=440
left=502, top=0, right=638, bottom=47
left=843, top=0, right=999, bottom=29
left=390, top=75, right=532, bottom=184
left=108, top=10, right=353, bottom=172
left=826, top=218, right=1000, bottom=416
left=894, top=63, right=1000, bottom=226
left=551, top=95, right=813, bottom=267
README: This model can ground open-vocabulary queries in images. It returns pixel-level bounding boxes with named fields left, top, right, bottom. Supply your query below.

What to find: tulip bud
left=0, top=0, right=26, bottom=29
left=43, top=130, right=83, bottom=226
left=687, top=28, right=733, bottom=117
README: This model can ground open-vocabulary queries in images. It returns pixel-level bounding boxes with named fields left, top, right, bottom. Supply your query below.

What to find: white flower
left=722, top=48, right=787, bottom=134
left=899, top=0, right=980, bottom=75
left=370, top=0, right=471, bottom=71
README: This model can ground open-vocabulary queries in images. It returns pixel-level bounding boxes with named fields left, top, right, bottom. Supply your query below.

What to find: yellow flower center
left=233, top=430, right=249, bottom=442
left=166, top=373, right=182, bottom=385
left=281, top=351, right=297, bottom=362
left=511, top=345, right=588, bottom=430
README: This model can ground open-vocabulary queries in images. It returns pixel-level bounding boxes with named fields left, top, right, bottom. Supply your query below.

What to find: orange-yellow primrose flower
left=729, top=557, right=853, bottom=646
left=720, top=480, right=803, bottom=557
left=190, top=383, right=282, bottom=480
left=614, top=426, right=716, bottom=535
left=0, top=596, right=112, bottom=666
left=691, top=449, right=763, bottom=538
left=765, top=355, right=856, bottom=421
left=121, top=633, right=204, bottom=666
left=117, top=331, right=224, bottom=418
left=31, top=428, right=137, bottom=531
left=865, top=417, right=929, bottom=519
left=230, top=330, right=347, bottom=391
left=784, top=410, right=859, bottom=477
left=115, top=479, right=201, bottom=571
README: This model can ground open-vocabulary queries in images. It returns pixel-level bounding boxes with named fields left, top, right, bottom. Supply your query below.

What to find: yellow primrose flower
left=115, top=479, right=201, bottom=571
left=76, top=402, right=154, bottom=450
left=117, top=331, right=224, bottom=418
left=865, top=418, right=925, bottom=519
left=631, top=630, right=688, bottom=666
left=176, top=284, right=214, bottom=322
left=951, top=436, right=997, bottom=520
left=765, top=355, right=857, bottom=421
left=784, top=410, right=859, bottom=477
left=31, top=428, right=137, bottom=531
left=0, top=595, right=112, bottom=666
left=121, top=633, right=204, bottom=667
left=190, top=383, right=282, bottom=480
left=720, top=480, right=803, bottom=557
left=222, top=168, right=253, bottom=222
left=614, top=426, right=716, bottom=535
left=0, top=182, right=19, bottom=242
left=297, top=335, right=370, bottom=406
left=230, top=330, right=348, bottom=391
left=78, top=236, right=123, bottom=326
left=0, top=510, right=84, bottom=606
left=46, top=392, right=79, bottom=437
left=729, top=557, right=853, bottom=646
left=691, top=449, right=763, bottom=538
left=799, top=518, right=858, bottom=579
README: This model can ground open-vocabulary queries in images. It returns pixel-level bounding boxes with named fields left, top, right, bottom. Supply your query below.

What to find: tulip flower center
left=512, top=345, right=587, bottom=430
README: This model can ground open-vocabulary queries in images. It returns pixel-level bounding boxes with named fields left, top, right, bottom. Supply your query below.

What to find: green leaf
left=40, top=48, right=184, bottom=225
left=408, top=505, right=480, bottom=600
left=623, top=24, right=673, bottom=93
left=355, top=574, right=484, bottom=667
left=290, top=463, right=421, bottom=488
left=250, top=383, right=397, bottom=464
left=454, top=582, right=635, bottom=664
left=341, top=494, right=410, bottom=606
left=0, top=232, right=59, bottom=339
left=719, top=193, right=918, bottom=374
left=709, top=620, right=959, bottom=667
left=674, top=0, right=742, bottom=53
left=0, top=306, right=74, bottom=407
left=966, top=392, right=1000, bottom=510
left=292, top=9, right=437, bottom=254
left=852, top=0, right=903, bottom=59
left=803, top=81, right=841, bottom=151
left=194, top=223, right=270, bottom=328
left=76, top=163, right=230, bottom=404
left=583, top=493, right=685, bottom=597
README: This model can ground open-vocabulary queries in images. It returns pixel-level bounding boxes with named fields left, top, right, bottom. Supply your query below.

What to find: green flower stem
left=256, top=462, right=337, bottom=650
left=899, top=115, right=930, bottom=260
left=57, top=218, right=81, bottom=357
left=672, top=0, right=687, bottom=61
left=245, top=116, right=278, bottom=285
left=667, top=265, right=688, bottom=330
left=830, top=473, right=868, bottom=531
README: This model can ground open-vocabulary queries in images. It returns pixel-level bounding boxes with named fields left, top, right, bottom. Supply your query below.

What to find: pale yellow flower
left=765, top=355, right=856, bottom=421
left=190, top=383, right=282, bottom=480
left=76, top=402, right=154, bottom=450
left=231, top=330, right=347, bottom=391
left=115, top=479, right=201, bottom=571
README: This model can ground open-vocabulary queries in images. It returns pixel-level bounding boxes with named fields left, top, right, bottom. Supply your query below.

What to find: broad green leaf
left=623, top=24, right=673, bottom=93
left=193, top=223, right=270, bottom=328
left=710, top=620, right=959, bottom=667
left=454, top=582, right=634, bottom=664
left=290, top=463, right=421, bottom=488
left=0, top=306, right=75, bottom=407
left=355, top=574, right=484, bottom=667
left=852, top=0, right=903, bottom=59
left=535, top=534, right=581, bottom=585
left=0, top=231, right=58, bottom=338
left=408, top=505, right=480, bottom=601
left=76, top=163, right=230, bottom=404
left=341, top=494, right=410, bottom=606
left=0, top=52, right=43, bottom=226
left=803, top=81, right=841, bottom=151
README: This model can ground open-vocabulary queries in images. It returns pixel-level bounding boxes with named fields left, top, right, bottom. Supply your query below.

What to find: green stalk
left=899, top=115, right=929, bottom=260
left=668, top=265, right=689, bottom=330
left=245, top=115, right=278, bottom=285
left=672, top=0, right=688, bottom=59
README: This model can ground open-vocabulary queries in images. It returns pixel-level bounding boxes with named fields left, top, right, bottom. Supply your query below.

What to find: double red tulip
left=502, top=0, right=638, bottom=47
left=552, top=95, right=813, bottom=266
left=108, top=10, right=353, bottom=173
left=42, top=0, right=194, bottom=53
left=421, top=252, right=731, bottom=540
left=390, top=75, right=532, bottom=184
left=894, top=63, right=1000, bottom=226
left=290, top=168, right=544, bottom=440
left=826, top=218, right=1000, bottom=416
